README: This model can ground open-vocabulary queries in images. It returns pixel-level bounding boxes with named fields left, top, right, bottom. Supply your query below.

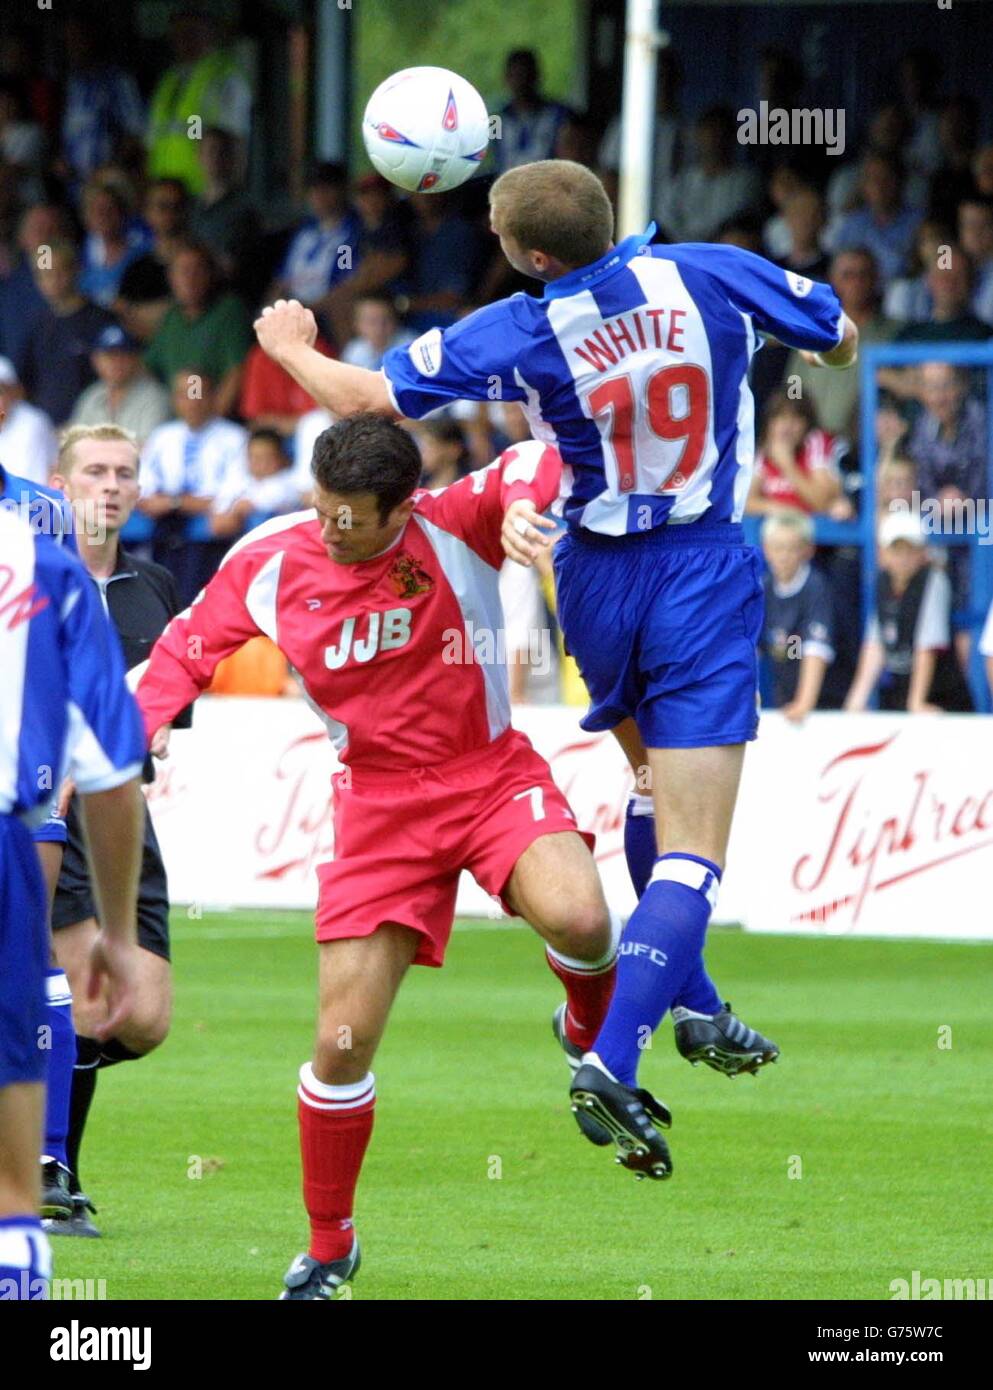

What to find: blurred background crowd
left=1, top=8, right=992, bottom=710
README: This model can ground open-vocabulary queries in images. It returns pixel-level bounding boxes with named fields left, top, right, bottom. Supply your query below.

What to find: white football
left=362, top=66, right=490, bottom=193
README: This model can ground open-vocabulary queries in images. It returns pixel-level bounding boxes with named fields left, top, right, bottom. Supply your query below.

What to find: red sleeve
left=135, top=545, right=265, bottom=737
left=413, top=440, right=562, bottom=570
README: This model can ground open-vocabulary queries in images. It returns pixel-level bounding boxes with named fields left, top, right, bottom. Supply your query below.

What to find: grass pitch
left=53, top=913, right=992, bottom=1301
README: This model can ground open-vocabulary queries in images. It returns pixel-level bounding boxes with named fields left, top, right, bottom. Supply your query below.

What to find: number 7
left=513, top=786, right=546, bottom=821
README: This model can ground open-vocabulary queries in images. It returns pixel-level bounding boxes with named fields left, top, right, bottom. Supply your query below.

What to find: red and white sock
left=545, top=912, right=621, bottom=1052
left=297, top=1062, right=375, bottom=1264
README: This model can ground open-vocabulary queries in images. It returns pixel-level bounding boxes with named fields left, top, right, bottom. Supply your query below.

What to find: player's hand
left=150, top=724, right=171, bottom=760
left=502, top=500, right=557, bottom=566
left=56, top=777, right=75, bottom=818
left=782, top=701, right=811, bottom=724
left=84, top=931, right=140, bottom=1042
left=254, top=298, right=319, bottom=361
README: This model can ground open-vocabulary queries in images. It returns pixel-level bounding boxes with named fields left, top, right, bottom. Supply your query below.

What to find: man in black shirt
left=21, top=241, right=116, bottom=425
left=45, top=423, right=190, bottom=1235
left=760, top=510, right=836, bottom=719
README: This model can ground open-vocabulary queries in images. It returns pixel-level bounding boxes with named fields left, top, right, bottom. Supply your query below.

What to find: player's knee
left=315, top=1024, right=377, bottom=1081
left=116, top=1001, right=171, bottom=1056
left=544, top=898, right=612, bottom=961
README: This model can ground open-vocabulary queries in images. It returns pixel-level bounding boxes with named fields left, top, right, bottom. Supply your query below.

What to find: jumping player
left=134, top=418, right=623, bottom=1299
left=0, top=507, right=146, bottom=1299
left=253, top=159, right=858, bottom=1182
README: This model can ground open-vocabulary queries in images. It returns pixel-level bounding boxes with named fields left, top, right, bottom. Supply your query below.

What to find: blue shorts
left=0, top=815, right=49, bottom=1088
left=554, top=523, right=763, bottom=749
left=31, top=807, right=67, bottom=845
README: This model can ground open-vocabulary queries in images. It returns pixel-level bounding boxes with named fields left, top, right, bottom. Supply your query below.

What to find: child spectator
left=413, top=418, right=470, bottom=489
left=746, top=391, right=844, bottom=517
left=876, top=456, right=917, bottom=514
left=211, top=427, right=301, bottom=536
left=139, top=367, right=249, bottom=604
left=844, top=511, right=973, bottom=713
left=341, top=294, right=413, bottom=372
left=760, top=511, right=835, bottom=721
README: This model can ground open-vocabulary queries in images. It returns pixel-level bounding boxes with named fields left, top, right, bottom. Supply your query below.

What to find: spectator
left=78, top=178, right=153, bottom=308
left=553, top=112, right=601, bottom=169
left=116, top=179, right=190, bottom=342
left=145, top=242, right=253, bottom=418
left=20, top=239, right=116, bottom=425
left=844, top=510, right=972, bottom=713
left=972, top=144, right=993, bottom=199
left=0, top=202, right=72, bottom=369
left=0, top=78, right=45, bottom=203
left=399, top=192, right=484, bottom=333
left=658, top=106, right=762, bottom=243
left=907, top=362, right=987, bottom=518
left=895, top=248, right=993, bottom=345
left=272, top=162, right=361, bottom=317
left=493, top=49, right=571, bottom=173
left=824, top=104, right=928, bottom=232
left=746, top=392, right=844, bottom=517
left=0, top=355, right=57, bottom=484
left=876, top=456, right=917, bottom=514
left=760, top=510, right=835, bottom=720
left=58, top=16, right=145, bottom=186
left=238, top=334, right=334, bottom=437
left=210, top=427, right=301, bottom=536
left=317, top=172, right=412, bottom=349
left=927, top=97, right=979, bottom=226
left=763, top=165, right=807, bottom=261
left=341, top=294, right=414, bottom=371
left=146, top=10, right=252, bottom=195
left=716, top=214, right=764, bottom=255
left=896, top=50, right=943, bottom=180
left=597, top=48, right=684, bottom=216
left=188, top=126, right=261, bottom=299
left=70, top=324, right=171, bottom=445
left=412, top=418, right=470, bottom=489
left=787, top=248, right=898, bottom=440
left=883, top=217, right=952, bottom=322
left=831, top=154, right=921, bottom=285
left=957, top=195, right=993, bottom=324
left=291, top=406, right=334, bottom=501
left=139, top=368, right=249, bottom=604
left=776, top=188, right=829, bottom=281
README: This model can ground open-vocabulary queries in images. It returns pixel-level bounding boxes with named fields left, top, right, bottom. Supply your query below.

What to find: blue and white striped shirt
left=383, top=231, right=844, bottom=535
left=0, top=509, right=145, bottom=825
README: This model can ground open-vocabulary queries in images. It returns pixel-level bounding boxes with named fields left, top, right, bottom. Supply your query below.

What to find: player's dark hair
left=311, top=414, right=422, bottom=522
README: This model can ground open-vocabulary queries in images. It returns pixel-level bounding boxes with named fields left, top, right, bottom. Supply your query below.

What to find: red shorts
left=315, top=727, right=594, bottom=967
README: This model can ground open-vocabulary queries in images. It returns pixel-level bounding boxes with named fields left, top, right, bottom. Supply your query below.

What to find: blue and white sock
left=623, top=798, right=722, bottom=1017
left=591, top=853, right=722, bottom=1086
left=0, top=1215, right=51, bottom=1300
left=41, top=968, right=76, bottom=1170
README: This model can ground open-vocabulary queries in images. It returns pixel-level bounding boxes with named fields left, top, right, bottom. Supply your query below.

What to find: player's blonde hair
left=57, top=423, right=139, bottom=475
left=490, top=160, right=614, bottom=269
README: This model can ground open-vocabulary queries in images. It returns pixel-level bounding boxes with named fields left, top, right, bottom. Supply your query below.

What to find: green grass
left=53, top=913, right=993, bottom=1300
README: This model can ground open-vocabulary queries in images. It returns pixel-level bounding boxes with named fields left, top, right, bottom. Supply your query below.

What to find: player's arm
left=254, top=298, right=399, bottom=418
left=134, top=550, right=265, bottom=740
left=420, top=440, right=562, bottom=570
left=61, top=567, right=148, bottom=1036
left=798, top=313, right=858, bottom=370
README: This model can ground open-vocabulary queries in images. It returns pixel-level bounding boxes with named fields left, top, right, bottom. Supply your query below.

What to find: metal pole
left=617, top=0, right=659, bottom=239
left=314, top=0, right=351, bottom=163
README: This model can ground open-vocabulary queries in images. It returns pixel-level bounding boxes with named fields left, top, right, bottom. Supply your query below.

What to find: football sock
left=545, top=912, right=621, bottom=1051
left=624, top=799, right=723, bottom=1017
left=41, top=970, right=75, bottom=1170
left=297, top=1062, right=375, bottom=1264
left=0, top=1216, right=51, bottom=1300
left=66, top=1037, right=102, bottom=1194
left=591, top=853, right=722, bottom=1086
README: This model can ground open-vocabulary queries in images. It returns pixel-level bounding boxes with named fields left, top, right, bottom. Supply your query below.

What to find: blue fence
left=747, top=341, right=993, bottom=713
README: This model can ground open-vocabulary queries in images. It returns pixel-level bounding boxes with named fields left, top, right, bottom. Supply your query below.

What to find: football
left=361, top=66, right=490, bottom=193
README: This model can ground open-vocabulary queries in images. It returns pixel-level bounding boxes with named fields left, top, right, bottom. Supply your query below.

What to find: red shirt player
left=134, top=414, right=620, bottom=1299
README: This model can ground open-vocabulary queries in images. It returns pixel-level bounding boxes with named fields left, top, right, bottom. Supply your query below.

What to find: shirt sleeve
left=671, top=243, right=844, bottom=353
left=413, top=440, right=563, bottom=570
left=61, top=571, right=146, bottom=793
left=134, top=545, right=264, bottom=737
left=381, top=299, right=529, bottom=420
left=914, top=567, right=952, bottom=650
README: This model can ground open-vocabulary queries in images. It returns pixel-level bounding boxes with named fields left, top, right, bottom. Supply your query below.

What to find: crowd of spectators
left=1, top=17, right=992, bottom=709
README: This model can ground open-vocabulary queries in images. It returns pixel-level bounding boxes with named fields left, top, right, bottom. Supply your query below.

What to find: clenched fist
left=254, top=298, right=318, bottom=362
